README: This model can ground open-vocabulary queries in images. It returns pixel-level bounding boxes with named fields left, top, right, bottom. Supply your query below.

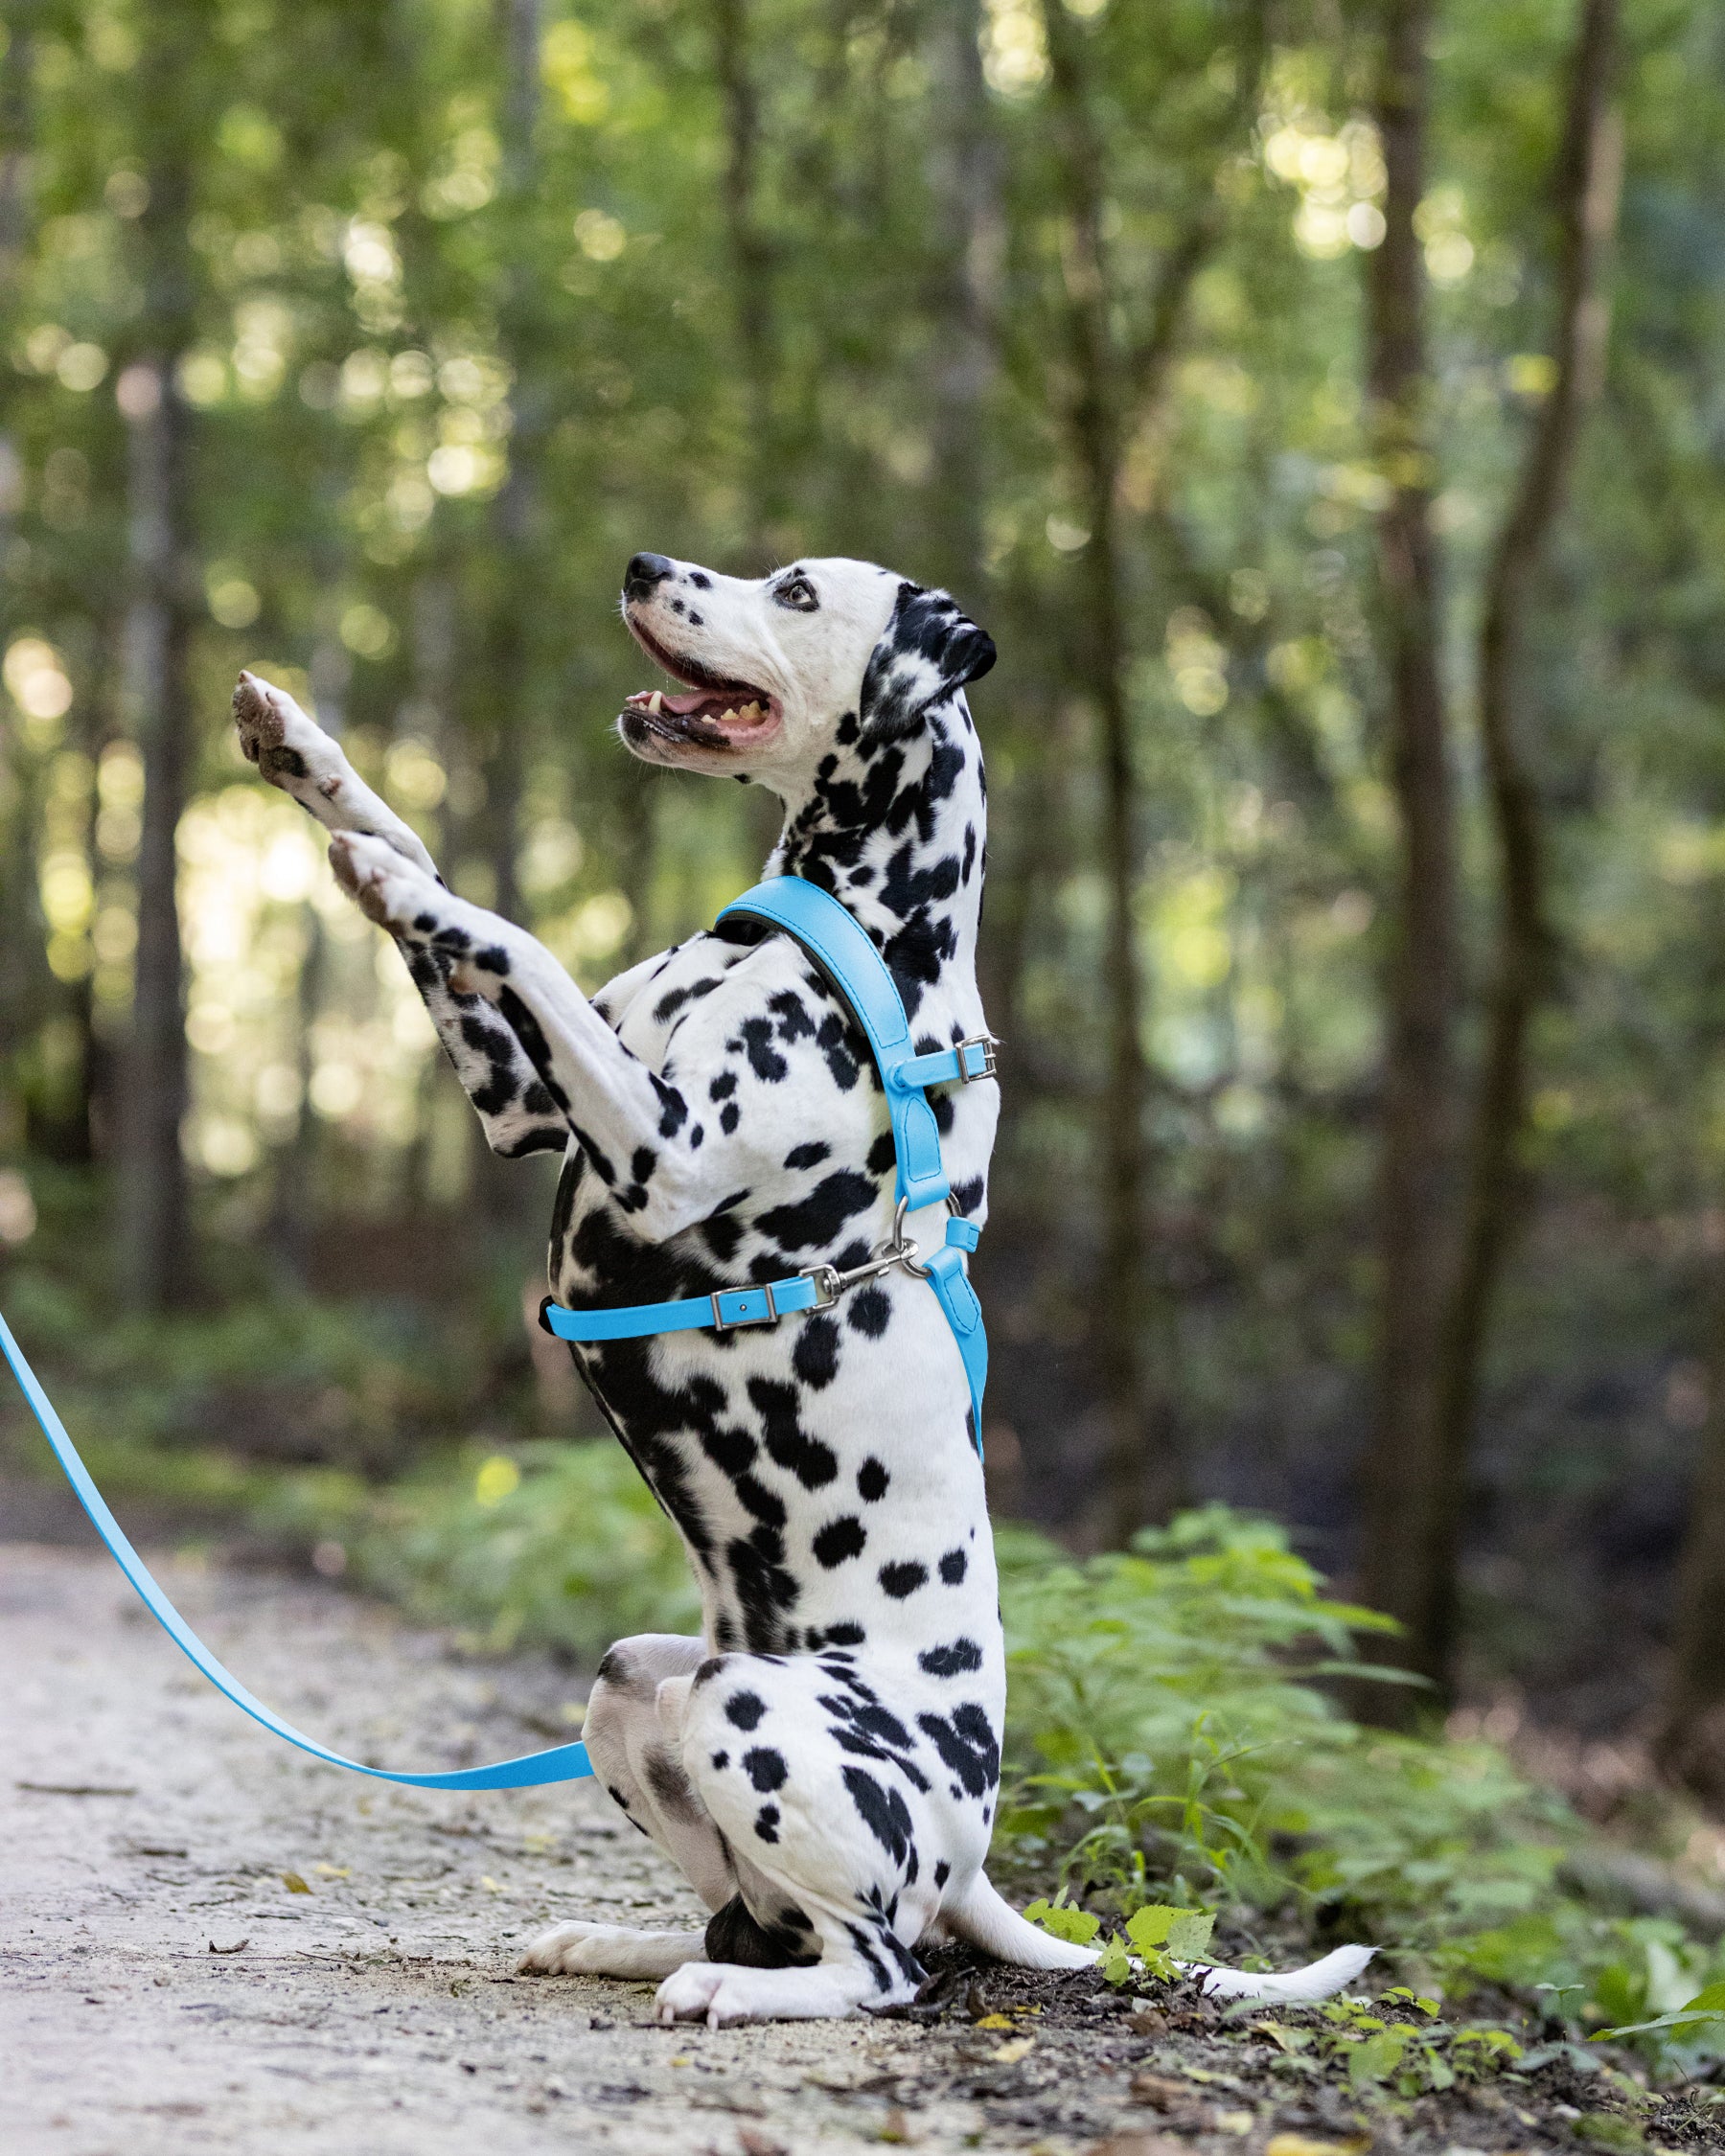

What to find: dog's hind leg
left=518, top=1635, right=737, bottom=1983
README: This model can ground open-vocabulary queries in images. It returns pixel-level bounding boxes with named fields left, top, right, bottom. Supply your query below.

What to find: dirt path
left=4, top=1542, right=1707, bottom=2156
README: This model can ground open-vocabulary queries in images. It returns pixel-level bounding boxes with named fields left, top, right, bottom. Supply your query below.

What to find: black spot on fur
left=916, top=1703, right=1000, bottom=1798
left=857, top=1456, right=889, bottom=1502
left=724, top=1690, right=767, bottom=1731
left=813, top=1515, right=866, bottom=1568
left=792, top=1312, right=840, bottom=1388
left=748, top=1377, right=839, bottom=1488
left=840, top=1765, right=914, bottom=1868
left=879, top=1560, right=928, bottom=1599
left=645, top=1747, right=701, bottom=1819
left=755, top=1170, right=876, bottom=1253
left=743, top=1746, right=787, bottom=1792
left=939, top=1547, right=968, bottom=1585
left=918, top=1638, right=983, bottom=1678
left=754, top=1803, right=780, bottom=1842
left=847, top=1286, right=891, bottom=1339
left=784, top=1140, right=830, bottom=1169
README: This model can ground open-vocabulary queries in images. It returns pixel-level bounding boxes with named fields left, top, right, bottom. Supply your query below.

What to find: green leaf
left=1098, top=1935, right=1133, bottom=1986
left=1164, top=1910, right=1216, bottom=1960
left=1347, top=2027, right=1411, bottom=2087
left=1124, top=1904, right=1182, bottom=1952
left=1024, top=1898, right=1101, bottom=1947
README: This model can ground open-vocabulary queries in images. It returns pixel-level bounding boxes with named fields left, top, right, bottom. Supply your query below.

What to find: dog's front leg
left=330, top=835, right=741, bottom=1237
left=232, top=672, right=440, bottom=879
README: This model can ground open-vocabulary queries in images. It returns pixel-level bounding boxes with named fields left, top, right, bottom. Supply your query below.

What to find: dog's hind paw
left=517, top=1920, right=705, bottom=1981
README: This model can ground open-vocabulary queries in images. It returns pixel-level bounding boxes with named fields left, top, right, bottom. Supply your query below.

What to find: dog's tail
left=941, top=1873, right=1374, bottom=2004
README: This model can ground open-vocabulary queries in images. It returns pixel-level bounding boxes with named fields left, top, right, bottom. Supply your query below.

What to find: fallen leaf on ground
left=310, top=1863, right=350, bottom=1878
left=1263, top=2136, right=1371, bottom=2156
left=974, top=2012, right=1015, bottom=2030
left=737, top=2130, right=787, bottom=2156
left=280, top=1871, right=310, bottom=1893
left=989, top=2036, right=1036, bottom=2064
left=207, top=1938, right=248, bottom=1955
left=1129, top=2073, right=1203, bottom=2112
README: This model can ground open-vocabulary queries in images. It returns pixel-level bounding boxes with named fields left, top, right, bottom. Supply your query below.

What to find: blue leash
left=0, top=1303, right=594, bottom=1787
left=0, top=875, right=993, bottom=1792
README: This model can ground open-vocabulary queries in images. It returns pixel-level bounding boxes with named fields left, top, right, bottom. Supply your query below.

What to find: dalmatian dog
left=232, top=553, right=1371, bottom=2026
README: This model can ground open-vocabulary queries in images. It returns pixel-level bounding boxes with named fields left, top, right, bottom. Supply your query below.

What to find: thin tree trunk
left=118, top=8, right=200, bottom=1308
left=1661, top=1208, right=1725, bottom=1804
left=1355, top=0, right=1459, bottom=1706
left=482, top=0, right=541, bottom=936
left=924, top=0, right=998, bottom=600
left=473, top=0, right=541, bottom=1238
left=0, top=6, right=40, bottom=1085
left=1043, top=4, right=1263, bottom=1543
left=1428, top=0, right=1622, bottom=1697
left=1042, top=3, right=1168, bottom=1542
left=712, top=0, right=780, bottom=558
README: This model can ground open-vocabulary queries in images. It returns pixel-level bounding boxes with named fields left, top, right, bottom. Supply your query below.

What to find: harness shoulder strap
left=717, top=879, right=990, bottom=1443
left=718, top=879, right=949, bottom=1209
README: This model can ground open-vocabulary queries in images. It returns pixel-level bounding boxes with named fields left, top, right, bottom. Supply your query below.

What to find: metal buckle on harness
left=710, top=1283, right=779, bottom=1330
left=955, top=1033, right=999, bottom=1084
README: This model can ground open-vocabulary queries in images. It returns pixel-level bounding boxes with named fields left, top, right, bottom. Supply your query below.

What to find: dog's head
left=616, top=554, right=994, bottom=782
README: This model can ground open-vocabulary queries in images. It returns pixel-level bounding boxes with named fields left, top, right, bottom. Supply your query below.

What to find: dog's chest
left=545, top=928, right=998, bottom=1657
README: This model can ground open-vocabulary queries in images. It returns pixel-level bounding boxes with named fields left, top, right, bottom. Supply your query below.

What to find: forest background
left=8, top=0, right=1725, bottom=1871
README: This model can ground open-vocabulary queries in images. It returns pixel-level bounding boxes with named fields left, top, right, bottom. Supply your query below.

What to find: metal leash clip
left=806, top=1196, right=929, bottom=1307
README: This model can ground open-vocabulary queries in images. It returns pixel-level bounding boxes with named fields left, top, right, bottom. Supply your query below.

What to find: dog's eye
left=774, top=574, right=819, bottom=612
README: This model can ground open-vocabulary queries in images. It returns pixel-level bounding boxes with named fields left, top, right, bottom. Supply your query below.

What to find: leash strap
left=546, top=879, right=992, bottom=1444
left=0, top=878, right=992, bottom=1788
left=0, top=1305, right=593, bottom=1788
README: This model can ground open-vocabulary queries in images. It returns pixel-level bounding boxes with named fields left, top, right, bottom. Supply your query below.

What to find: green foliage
left=277, top=1437, right=701, bottom=1661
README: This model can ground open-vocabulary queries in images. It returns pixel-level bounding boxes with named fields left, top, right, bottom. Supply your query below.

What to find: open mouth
left=621, top=615, right=780, bottom=751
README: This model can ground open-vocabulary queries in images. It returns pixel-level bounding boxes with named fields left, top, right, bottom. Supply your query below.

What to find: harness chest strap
left=540, top=877, right=993, bottom=1452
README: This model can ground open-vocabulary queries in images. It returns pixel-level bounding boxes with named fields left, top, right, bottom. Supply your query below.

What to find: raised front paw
left=329, top=830, right=440, bottom=934
left=232, top=671, right=339, bottom=796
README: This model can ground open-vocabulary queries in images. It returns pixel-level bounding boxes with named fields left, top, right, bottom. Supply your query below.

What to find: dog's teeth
left=737, top=701, right=763, bottom=722
left=648, top=691, right=663, bottom=714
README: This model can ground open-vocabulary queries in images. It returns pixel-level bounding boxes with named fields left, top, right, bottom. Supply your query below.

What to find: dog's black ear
left=859, top=582, right=996, bottom=742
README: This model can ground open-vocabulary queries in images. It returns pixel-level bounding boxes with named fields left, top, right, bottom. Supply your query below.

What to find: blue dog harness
left=0, top=875, right=993, bottom=1793
left=540, top=877, right=993, bottom=1449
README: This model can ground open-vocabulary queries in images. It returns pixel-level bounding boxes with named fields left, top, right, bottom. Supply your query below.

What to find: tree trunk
left=472, top=0, right=542, bottom=1238
left=712, top=0, right=780, bottom=559
left=1042, top=5, right=1263, bottom=1542
left=1354, top=0, right=1459, bottom=1707
left=1659, top=1253, right=1725, bottom=1808
left=923, top=0, right=998, bottom=601
left=117, top=9, right=201, bottom=1309
left=1428, top=0, right=1622, bottom=1698
left=0, top=6, right=41, bottom=1098
left=1042, top=3, right=1168, bottom=1542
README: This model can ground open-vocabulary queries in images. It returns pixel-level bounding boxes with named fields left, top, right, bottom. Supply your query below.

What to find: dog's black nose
left=624, top=552, right=675, bottom=601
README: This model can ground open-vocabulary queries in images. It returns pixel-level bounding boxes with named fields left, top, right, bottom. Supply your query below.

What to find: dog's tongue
left=663, top=689, right=719, bottom=717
